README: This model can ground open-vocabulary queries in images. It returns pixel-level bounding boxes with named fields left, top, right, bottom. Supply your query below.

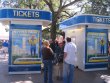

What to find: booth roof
left=0, top=8, right=52, bottom=27
left=59, top=14, right=110, bottom=29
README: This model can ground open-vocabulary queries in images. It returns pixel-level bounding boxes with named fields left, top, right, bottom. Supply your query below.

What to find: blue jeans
left=101, top=46, right=104, bottom=54
left=63, top=61, right=74, bottom=83
left=30, top=45, right=36, bottom=56
left=43, top=60, right=53, bottom=83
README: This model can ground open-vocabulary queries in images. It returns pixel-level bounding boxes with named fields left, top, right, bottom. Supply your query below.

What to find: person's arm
left=50, top=47, right=54, bottom=54
left=64, top=52, right=67, bottom=59
left=49, top=47, right=54, bottom=60
left=28, top=39, right=31, bottom=44
left=35, top=38, right=38, bottom=44
left=64, top=44, right=67, bottom=60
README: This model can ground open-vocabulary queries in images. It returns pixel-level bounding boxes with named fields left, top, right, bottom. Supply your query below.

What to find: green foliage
left=17, top=0, right=47, bottom=9
left=84, top=0, right=110, bottom=15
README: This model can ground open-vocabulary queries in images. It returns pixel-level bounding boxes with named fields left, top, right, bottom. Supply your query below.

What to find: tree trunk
left=51, top=14, right=57, bottom=41
left=51, top=22, right=57, bottom=41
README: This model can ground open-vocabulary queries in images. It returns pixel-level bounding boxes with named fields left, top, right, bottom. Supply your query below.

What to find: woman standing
left=42, top=40, right=54, bottom=83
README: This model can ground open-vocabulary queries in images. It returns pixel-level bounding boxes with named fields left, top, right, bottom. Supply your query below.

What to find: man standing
left=63, top=37, right=77, bottom=83
left=28, top=35, right=38, bottom=56
left=100, top=39, right=105, bottom=55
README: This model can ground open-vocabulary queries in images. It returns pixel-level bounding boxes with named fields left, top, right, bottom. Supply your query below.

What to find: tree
left=17, top=0, right=46, bottom=9
left=18, top=0, right=82, bottom=41
left=1, top=0, right=82, bottom=41
left=43, top=0, right=82, bottom=41
left=83, top=0, right=110, bottom=15
left=0, top=0, right=46, bottom=9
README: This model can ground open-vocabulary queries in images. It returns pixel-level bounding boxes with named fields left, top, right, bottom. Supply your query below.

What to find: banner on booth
left=86, top=29, right=108, bottom=63
left=12, top=29, right=40, bottom=65
left=9, top=24, right=42, bottom=65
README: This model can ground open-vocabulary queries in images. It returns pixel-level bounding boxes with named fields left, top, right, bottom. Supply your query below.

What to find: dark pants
left=30, top=45, right=36, bottom=56
left=43, top=60, right=53, bottom=83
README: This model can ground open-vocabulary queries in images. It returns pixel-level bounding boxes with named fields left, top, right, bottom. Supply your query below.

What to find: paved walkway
left=0, top=54, right=110, bottom=83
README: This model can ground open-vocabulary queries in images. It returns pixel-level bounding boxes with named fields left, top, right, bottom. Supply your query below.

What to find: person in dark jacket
left=42, top=40, right=54, bottom=83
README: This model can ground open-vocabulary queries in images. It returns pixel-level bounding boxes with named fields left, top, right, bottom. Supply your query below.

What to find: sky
left=0, top=23, right=9, bottom=40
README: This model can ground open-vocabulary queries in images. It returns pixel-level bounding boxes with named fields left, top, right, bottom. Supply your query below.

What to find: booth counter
left=59, top=14, right=110, bottom=71
left=0, top=8, right=52, bottom=74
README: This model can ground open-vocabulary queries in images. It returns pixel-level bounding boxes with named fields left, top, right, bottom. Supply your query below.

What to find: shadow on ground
left=0, top=57, right=109, bottom=83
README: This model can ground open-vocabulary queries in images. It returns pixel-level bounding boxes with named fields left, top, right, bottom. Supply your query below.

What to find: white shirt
left=64, top=42, right=77, bottom=65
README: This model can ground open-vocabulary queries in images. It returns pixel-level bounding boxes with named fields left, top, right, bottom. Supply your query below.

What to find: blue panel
left=10, top=24, right=41, bottom=30
left=0, top=9, right=7, bottom=18
left=9, top=65, right=41, bottom=72
left=59, top=15, right=110, bottom=29
left=85, top=63, right=108, bottom=69
left=59, top=15, right=86, bottom=29
left=86, top=28, right=108, bottom=33
left=0, top=9, right=52, bottom=21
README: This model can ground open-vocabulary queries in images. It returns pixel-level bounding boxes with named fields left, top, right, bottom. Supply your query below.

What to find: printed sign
left=9, top=24, right=42, bottom=66
left=0, top=9, right=52, bottom=21
left=86, top=29, right=108, bottom=63
left=11, top=29, right=40, bottom=65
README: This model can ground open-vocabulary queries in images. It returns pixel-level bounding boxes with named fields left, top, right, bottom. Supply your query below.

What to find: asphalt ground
left=0, top=54, right=110, bottom=83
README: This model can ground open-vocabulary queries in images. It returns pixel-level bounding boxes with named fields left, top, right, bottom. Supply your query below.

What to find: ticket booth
left=0, top=8, right=51, bottom=74
left=59, top=14, right=110, bottom=71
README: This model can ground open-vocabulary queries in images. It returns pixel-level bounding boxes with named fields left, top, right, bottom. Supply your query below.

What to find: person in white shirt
left=63, top=37, right=77, bottom=83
